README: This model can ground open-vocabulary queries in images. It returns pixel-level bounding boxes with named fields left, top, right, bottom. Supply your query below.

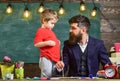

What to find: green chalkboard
left=0, top=2, right=100, bottom=63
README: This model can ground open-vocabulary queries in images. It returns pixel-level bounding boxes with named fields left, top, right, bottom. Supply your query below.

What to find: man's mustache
left=69, top=32, right=74, bottom=36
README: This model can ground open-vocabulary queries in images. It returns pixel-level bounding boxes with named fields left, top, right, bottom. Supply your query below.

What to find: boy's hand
left=46, top=40, right=56, bottom=46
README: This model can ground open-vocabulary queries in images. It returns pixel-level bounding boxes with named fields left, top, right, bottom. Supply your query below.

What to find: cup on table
left=15, top=67, right=24, bottom=79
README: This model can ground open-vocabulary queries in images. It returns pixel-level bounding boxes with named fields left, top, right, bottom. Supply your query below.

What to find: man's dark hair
left=68, top=14, right=91, bottom=32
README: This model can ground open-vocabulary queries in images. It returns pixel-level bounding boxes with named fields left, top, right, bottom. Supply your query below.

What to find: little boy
left=34, top=9, right=60, bottom=78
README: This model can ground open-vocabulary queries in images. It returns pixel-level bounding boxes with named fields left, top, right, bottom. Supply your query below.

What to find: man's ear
left=82, top=27, right=87, bottom=32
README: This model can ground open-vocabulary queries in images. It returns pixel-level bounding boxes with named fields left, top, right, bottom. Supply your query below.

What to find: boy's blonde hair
left=40, top=9, right=58, bottom=23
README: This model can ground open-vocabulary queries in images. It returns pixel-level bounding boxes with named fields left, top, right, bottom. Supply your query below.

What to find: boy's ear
left=42, top=18, right=47, bottom=23
left=43, top=18, right=45, bottom=23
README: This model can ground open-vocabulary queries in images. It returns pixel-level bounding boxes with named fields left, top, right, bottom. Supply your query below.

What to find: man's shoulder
left=89, top=36, right=103, bottom=44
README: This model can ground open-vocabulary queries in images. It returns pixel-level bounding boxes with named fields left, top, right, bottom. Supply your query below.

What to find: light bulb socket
left=7, top=3, right=12, bottom=7
left=93, top=7, right=97, bottom=11
left=59, top=4, right=64, bottom=9
left=40, top=2, right=44, bottom=7
left=24, top=6, right=29, bottom=11
left=80, top=1, right=85, bottom=5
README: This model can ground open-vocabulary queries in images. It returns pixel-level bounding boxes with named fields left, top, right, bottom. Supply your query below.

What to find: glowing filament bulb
left=6, top=4, right=13, bottom=14
left=23, top=7, right=31, bottom=19
left=80, top=1, right=86, bottom=12
left=80, top=4, right=86, bottom=11
left=58, top=5, right=65, bottom=15
left=90, top=7, right=97, bottom=17
left=38, top=3, right=45, bottom=13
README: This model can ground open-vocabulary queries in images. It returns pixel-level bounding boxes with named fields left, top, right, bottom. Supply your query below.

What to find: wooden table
left=0, top=77, right=120, bottom=81
left=0, top=79, right=120, bottom=81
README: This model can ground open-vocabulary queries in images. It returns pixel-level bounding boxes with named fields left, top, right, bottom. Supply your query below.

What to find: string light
left=3, top=1, right=99, bottom=18
left=90, top=7, right=97, bottom=17
left=23, top=5, right=31, bottom=19
left=80, top=0, right=86, bottom=12
left=6, top=3, right=13, bottom=14
left=37, top=2, right=45, bottom=13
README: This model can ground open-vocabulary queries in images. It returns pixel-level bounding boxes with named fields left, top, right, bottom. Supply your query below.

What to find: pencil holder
left=15, top=67, right=24, bottom=79
left=0, top=64, right=14, bottom=80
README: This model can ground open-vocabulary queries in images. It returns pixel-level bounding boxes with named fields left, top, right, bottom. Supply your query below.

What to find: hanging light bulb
left=37, top=2, right=45, bottom=13
left=90, top=7, right=97, bottom=17
left=80, top=1, right=86, bottom=11
left=23, top=6, right=31, bottom=19
left=6, top=3, right=13, bottom=14
left=58, top=4, right=65, bottom=15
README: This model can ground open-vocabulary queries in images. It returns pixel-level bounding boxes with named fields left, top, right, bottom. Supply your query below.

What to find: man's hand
left=56, top=61, right=64, bottom=70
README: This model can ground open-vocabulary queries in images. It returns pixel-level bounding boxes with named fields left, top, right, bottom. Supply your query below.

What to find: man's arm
left=99, top=40, right=112, bottom=66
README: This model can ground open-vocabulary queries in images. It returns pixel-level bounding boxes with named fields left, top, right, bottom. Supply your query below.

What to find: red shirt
left=34, top=27, right=60, bottom=63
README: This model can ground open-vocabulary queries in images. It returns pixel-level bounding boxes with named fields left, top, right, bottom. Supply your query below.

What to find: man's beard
left=68, top=32, right=82, bottom=45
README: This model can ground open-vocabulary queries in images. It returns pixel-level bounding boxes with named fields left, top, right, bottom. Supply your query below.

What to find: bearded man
left=55, top=14, right=111, bottom=77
